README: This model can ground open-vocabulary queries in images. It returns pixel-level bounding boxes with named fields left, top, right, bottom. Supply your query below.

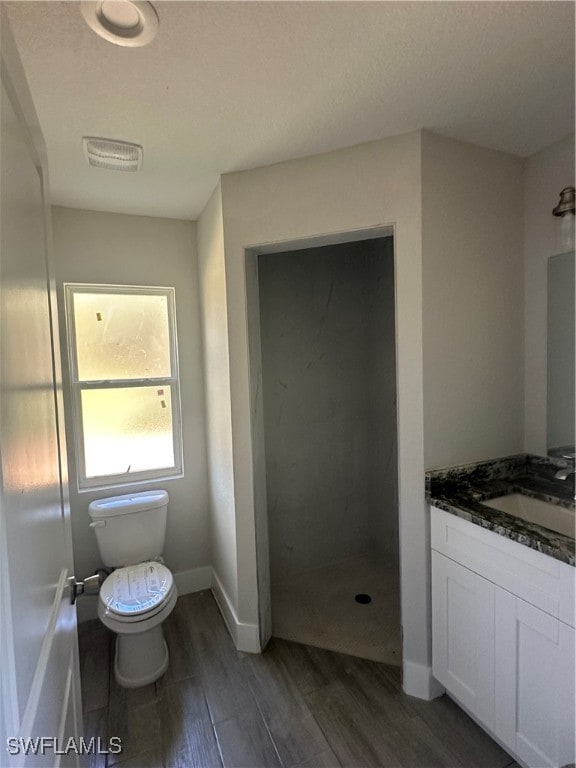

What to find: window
left=64, top=284, right=183, bottom=490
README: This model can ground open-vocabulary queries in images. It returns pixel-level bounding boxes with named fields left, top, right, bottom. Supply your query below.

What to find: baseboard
left=235, top=620, right=261, bottom=654
left=76, top=564, right=212, bottom=624
left=402, top=659, right=445, bottom=700
left=173, top=565, right=212, bottom=595
left=76, top=563, right=261, bottom=654
left=210, top=569, right=260, bottom=653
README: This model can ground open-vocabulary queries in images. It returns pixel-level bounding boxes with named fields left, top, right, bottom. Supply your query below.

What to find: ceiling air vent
left=82, top=137, right=143, bottom=172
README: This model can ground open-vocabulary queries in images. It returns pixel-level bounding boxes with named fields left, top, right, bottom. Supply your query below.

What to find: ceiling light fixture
left=81, top=1, right=158, bottom=47
left=82, top=137, right=143, bottom=171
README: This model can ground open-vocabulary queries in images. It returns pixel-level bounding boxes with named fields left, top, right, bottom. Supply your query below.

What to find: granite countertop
left=426, top=454, right=575, bottom=567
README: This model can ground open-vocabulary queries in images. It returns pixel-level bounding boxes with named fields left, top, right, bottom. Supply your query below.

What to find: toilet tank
left=88, top=490, right=169, bottom=567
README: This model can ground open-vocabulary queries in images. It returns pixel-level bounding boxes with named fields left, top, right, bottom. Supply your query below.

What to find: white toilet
left=88, top=490, right=177, bottom=688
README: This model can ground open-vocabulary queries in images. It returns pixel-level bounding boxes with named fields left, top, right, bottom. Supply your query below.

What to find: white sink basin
left=484, top=494, right=575, bottom=538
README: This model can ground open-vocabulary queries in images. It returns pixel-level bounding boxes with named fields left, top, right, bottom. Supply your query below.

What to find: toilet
left=88, top=490, right=177, bottom=688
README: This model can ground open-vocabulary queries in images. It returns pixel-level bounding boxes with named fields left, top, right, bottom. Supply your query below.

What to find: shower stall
left=257, top=237, right=400, bottom=664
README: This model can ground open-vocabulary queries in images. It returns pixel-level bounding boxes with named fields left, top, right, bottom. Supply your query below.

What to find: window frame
left=64, top=283, right=184, bottom=491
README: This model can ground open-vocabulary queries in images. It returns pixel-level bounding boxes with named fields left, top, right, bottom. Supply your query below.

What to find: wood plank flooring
left=78, top=590, right=519, bottom=768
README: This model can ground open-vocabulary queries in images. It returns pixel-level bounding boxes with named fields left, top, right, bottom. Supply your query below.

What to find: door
left=0, top=11, right=82, bottom=767
left=495, top=588, right=575, bottom=768
left=431, top=551, right=495, bottom=728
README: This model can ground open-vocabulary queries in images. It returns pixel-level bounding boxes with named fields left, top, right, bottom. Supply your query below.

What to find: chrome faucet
left=554, top=452, right=576, bottom=480
left=554, top=466, right=576, bottom=480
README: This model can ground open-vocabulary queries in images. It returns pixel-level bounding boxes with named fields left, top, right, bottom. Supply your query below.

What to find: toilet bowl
left=88, top=491, right=177, bottom=688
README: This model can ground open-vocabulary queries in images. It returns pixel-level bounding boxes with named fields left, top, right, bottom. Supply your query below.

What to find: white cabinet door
left=431, top=551, right=495, bottom=729
left=495, top=587, right=575, bottom=768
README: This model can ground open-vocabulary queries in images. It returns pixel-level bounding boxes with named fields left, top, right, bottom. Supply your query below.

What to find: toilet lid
left=100, top=562, right=173, bottom=617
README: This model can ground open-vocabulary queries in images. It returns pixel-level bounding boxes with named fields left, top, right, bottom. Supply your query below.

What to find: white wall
left=215, top=131, right=431, bottom=694
left=422, top=131, right=525, bottom=469
left=52, top=206, right=211, bottom=620
left=196, top=128, right=534, bottom=697
left=259, top=239, right=397, bottom=581
left=196, top=184, right=239, bottom=610
left=523, top=135, right=575, bottom=456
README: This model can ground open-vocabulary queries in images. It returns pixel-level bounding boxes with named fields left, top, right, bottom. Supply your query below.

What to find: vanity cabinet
left=431, top=552, right=495, bottom=729
left=494, top=587, right=575, bottom=767
left=431, top=506, right=575, bottom=768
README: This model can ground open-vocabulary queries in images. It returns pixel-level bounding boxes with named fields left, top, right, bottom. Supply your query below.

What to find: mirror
left=547, top=250, right=575, bottom=457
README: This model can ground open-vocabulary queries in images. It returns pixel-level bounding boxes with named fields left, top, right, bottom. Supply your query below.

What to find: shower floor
left=271, top=553, right=401, bottom=665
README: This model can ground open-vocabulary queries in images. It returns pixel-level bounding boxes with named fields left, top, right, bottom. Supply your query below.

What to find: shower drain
left=355, top=593, right=372, bottom=604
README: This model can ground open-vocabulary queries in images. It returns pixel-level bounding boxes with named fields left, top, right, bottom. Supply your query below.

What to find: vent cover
left=82, top=137, right=143, bottom=172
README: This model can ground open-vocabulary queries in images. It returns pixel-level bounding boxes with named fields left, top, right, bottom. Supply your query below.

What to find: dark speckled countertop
left=426, top=454, right=575, bottom=566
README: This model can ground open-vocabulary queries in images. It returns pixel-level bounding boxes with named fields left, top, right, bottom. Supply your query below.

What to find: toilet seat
left=98, top=585, right=177, bottom=636
left=99, top=561, right=174, bottom=621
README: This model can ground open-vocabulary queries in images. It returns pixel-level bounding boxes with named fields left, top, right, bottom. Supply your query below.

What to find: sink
left=484, top=494, right=575, bottom=538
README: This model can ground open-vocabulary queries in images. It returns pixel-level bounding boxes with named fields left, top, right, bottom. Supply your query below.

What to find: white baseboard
left=210, top=570, right=260, bottom=653
left=235, top=620, right=261, bottom=654
left=402, top=659, right=445, bottom=700
left=173, top=565, right=212, bottom=595
left=77, top=564, right=212, bottom=624
left=77, top=563, right=261, bottom=655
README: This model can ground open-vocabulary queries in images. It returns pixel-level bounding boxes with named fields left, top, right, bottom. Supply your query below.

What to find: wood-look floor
left=79, top=590, right=519, bottom=768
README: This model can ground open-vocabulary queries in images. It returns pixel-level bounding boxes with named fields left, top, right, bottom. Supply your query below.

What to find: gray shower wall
left=258, top=238, right=398, bottom=583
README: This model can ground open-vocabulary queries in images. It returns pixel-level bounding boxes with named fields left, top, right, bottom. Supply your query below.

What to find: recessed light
left=81, top=1, right=158, bottom=47
left=101, top=1, right=141, bottom=30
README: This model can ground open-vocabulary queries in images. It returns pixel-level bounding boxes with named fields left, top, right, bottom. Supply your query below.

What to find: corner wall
left=52, top=207, right=211, bottom=620
left=523, top=135, right=575, bottom=456
left=422, top=131, right=525, bottom=470
left=198, top=129, right=533, bottom=697
left=219, top=131, right=430, bottom=693
left=196, top=184, right=239, bottom=613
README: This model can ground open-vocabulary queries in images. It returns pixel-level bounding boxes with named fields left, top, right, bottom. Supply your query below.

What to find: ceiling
left=6, top=1, right=575, bottom=221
